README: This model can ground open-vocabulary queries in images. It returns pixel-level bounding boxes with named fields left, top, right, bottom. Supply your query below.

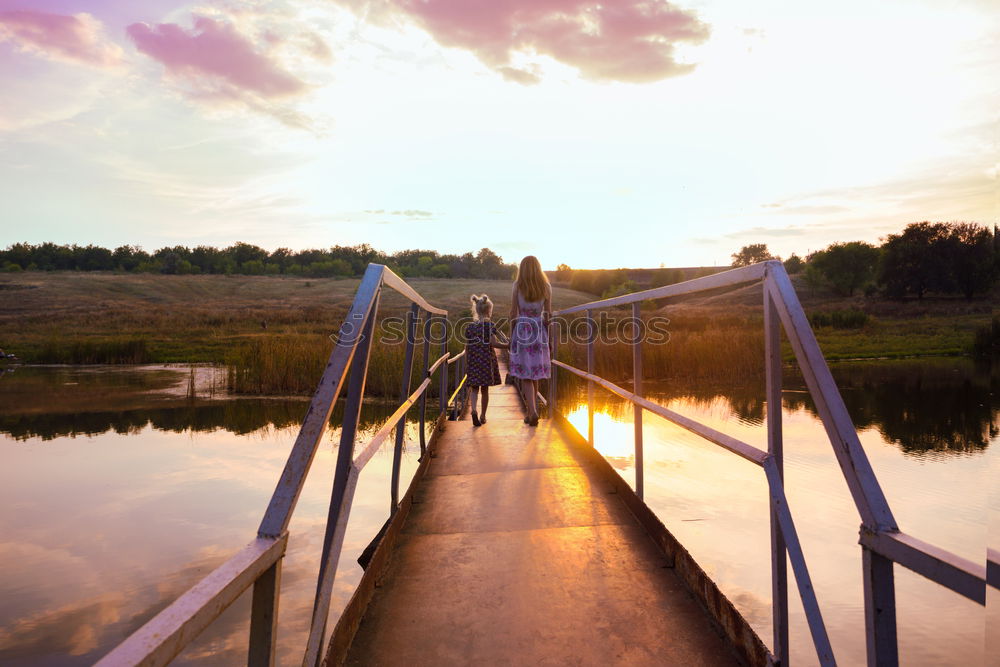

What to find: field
left=1, top=271, right=993, bottom=395
left=0, top=272, right=591, bottom=362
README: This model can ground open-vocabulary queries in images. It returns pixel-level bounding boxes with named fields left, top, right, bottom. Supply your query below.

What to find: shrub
left=808, top=309, right=869, bottom=329
left=971, top=318, right=999, bottom=359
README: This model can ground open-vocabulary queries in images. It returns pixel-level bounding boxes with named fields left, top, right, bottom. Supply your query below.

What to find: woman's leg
left=524, top=379, right=537, bottom=419
left=481, top=385, right=489, bottom=419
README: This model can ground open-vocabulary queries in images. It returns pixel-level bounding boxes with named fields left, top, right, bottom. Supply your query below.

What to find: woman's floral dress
left=509, top=290, right=550, bottom=380
left=464, top=320, right=501, bottom=387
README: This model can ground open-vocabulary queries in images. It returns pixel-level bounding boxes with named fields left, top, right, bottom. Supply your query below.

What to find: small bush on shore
left=971, top=318, right=999, bottom=359
left=809, top=309, right=869, bottom=329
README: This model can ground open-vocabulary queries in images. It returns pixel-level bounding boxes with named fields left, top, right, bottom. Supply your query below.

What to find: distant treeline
left=734, top=221, right=1000, bottom=300
left=551, top=221, right=1000, bottom=301
left=0, top=242, right=515, bottom=279
left=549, top=265, right=725, bottom=298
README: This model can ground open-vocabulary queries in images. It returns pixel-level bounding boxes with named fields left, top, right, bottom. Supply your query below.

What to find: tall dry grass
left=558, top=315, right=766, bottom=385
left=32, top=337, right=151, bottom=364
left=224, top=330, right=461, bottom=397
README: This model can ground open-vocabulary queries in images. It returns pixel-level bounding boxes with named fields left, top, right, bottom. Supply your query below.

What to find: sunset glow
left=1, top=0, right=996, bottom=268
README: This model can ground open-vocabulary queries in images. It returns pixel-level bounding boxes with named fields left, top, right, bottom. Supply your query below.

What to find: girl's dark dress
left=464, top=320, right=501, bottom=387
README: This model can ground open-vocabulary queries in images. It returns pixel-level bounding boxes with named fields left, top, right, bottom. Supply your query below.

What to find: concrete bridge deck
left=345, top=365, right=738, bottom=665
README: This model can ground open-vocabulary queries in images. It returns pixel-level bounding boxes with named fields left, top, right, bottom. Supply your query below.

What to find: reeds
left=31, top=337, right=151, bottom=364
left=559, top=319, right=765, bottom=385
left=223, top=331, right=453, bottom=397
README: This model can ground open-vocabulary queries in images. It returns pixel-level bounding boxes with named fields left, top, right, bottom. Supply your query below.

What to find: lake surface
left=0, top=365, right=430, bottom=666
left=561, top=357, right=996, bottom=666
left=0, top=359, right=995, bottom=665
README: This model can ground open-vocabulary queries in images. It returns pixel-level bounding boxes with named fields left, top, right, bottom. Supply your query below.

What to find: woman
left=509, top=255, right=551, bottom=426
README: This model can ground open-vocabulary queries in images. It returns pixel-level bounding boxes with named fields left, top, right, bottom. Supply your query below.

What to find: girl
left=464, top=294, right=505, bottom=427
left=509, top=255, right=551, bottom=426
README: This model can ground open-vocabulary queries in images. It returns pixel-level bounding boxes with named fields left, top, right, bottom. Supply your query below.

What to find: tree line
left=0, top=242, right=516, bottom=280
left=731, top=222, right=999, bottom=300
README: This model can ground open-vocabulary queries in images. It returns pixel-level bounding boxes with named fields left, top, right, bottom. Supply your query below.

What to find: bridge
left=96, top=261, right=993, bottom=666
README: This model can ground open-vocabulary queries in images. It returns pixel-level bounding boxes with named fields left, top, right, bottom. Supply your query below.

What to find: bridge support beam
left=631, top=302, right=644, bottom=500
left=418, top=315, right=431, bottom=457
left=248, top=559, right=282, bottom=667
left=765, top=289, right=788, bottom=665
left=392, top=303, right=418, bottom=513
left=863, top=547, right=898, bottom=667
left=305, top=293, right=379, bottom=667
left=586, top=309, right=595, bottom=447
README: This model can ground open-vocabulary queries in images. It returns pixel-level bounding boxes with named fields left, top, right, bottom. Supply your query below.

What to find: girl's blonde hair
left=470, top=293, right=493, bottom=321
left=515, top=255, right=550, bottom=303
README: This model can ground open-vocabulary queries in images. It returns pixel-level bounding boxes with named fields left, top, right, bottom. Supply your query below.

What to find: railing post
left=391, top=303, right=418, bottom=513
left=460, top=354, right=467, bottom=413
left=765, top=284, right=788, bottom=665
left=548, top=318, right=559, bottom=415
left=586, top=309, right=595, bottom=448
left=439, top=315, right=449, bottom=417
left=418, top=314, right=431, bottom=457
left=248, top=560, right=282, bottom=667
left=863, top=547, right=898, bottom=666
left=303, top=292, right=379, bottom=667
left=453, top=350, right=462, bottom=416
left=631, top=302, right=644, bottom=500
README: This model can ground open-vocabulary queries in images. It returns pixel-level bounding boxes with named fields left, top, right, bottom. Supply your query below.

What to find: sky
left=0, top=0, right=996, bottom=269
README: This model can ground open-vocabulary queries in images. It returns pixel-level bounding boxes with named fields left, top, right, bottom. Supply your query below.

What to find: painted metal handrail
left=98, top=264, right=463, bottom=667
left=548, top=260, right=988, bottom=667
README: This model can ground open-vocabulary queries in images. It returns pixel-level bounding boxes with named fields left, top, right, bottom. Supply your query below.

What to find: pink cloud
left=0, top=10, right=123, bottom=67
left=126, top=16, right=307, bottom=100
left=349, top=0, right=709, bottom=83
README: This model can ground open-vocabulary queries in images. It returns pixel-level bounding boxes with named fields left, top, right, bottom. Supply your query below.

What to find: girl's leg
left=470, top=386, right=480, bottom=426
left=524, top=379, right=537, bottom=420
left=480, top=386, right=490, bottom=420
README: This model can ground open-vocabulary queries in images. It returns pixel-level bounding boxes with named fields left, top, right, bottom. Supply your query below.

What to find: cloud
left=127, top=16, right=306, bottom=99
left=364, top=209, right=434, bottom=218
left=341, top=0, right=709, bottom=84
left=760, top=203, right=851, bottom=215
left=300, top=31, right=333, bottom=63
left=0, top=10, right=123, bottom=67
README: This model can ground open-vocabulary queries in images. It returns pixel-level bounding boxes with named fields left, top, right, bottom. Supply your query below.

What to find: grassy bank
left=1, top=272, right=992, bottom=395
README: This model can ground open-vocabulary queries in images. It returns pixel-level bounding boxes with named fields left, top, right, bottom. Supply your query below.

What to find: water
left=0, top=365, right=431, bottom=666
left=561, top=357, right=996, bottom=666
left=0, top=360, right=994, bottom=665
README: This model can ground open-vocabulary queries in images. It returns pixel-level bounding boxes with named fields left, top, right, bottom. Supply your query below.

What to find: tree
left=554, top=263, right=572, bottom=283
left=801, top=263, right=825, bottom=296
left=112, top=245, right=148, bottom=272
left=809, top=242, right=880, bottom=296
left=783, top=254, right=805, bottom=274
left=650, top=267, right=684, bottom=287
left=944, top=223, right=995, bottom=299
left=228, top=242, right=267, bottom=268
left=878, top=222, right=953, bottom=299
left=731, top=243, right=775, bottom=267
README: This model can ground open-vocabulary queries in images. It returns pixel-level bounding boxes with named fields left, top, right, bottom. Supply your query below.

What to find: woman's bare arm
left=509, top=283, right=519, bottom=321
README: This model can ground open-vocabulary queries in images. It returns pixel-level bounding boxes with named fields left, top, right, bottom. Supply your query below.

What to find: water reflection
left=560, top=356, right=994, bottom=666
left=577, top=358, right=997, bottom=456
left=0, top=365, right=430, bottom=666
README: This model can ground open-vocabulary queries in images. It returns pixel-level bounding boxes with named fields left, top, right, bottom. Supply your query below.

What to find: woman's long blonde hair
left=515, top=255, right=549, bottom=303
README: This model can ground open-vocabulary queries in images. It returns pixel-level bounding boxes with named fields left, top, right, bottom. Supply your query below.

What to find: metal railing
left=546, top=260, right=989, bottom=667
left=97, top=264, right=466, bottom=667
